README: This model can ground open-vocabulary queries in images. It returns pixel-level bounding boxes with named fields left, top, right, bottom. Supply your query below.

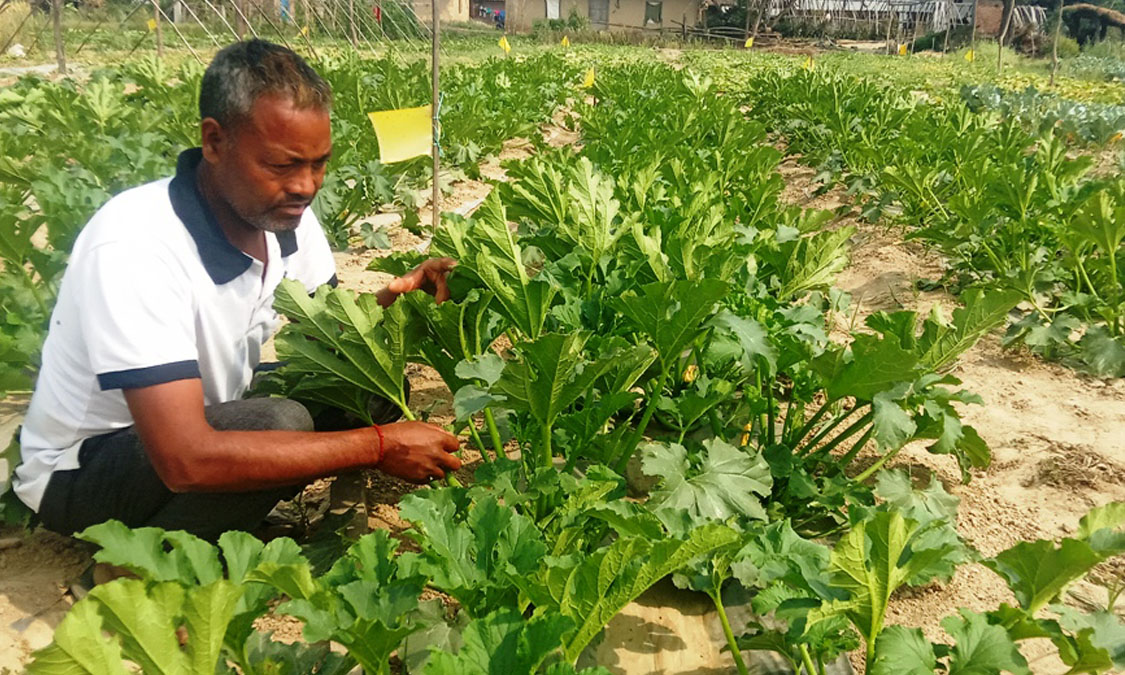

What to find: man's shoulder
left=77, top=177, right=180, bottom=251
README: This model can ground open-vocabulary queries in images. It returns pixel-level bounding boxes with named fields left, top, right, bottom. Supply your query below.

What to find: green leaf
left=455, top=353, right=506, bottom=387
left=27, top=600, right=129, bottom=675
left=1076, top=501, right=1125, bottom=554
left=422, top=608, right=573, bottom=675
left=399, top=490, right=546, bottom=617
left=871, top=625, right=937, bottom=675
left=818, top=334, right=919, bottom=402
left=552, top=522, right=740, bottom=661
left=437, top=194, right=557, bottom=340
left=871, top=391, right=916, bottom=450
left=874, top=469, right=960, bottom=525
left=77, top=521, right=218, bottom=585
left=182, top=580, right=244, bottom=674
left=491, top=332, right=615, bottom=432
left=810, top=511, right=963, bottom=660
left=916, top=290, right=1021, bottom=372
left=941, top=609, right=1030, bottom=675
left=274, top=280, right=412, bottom=420
left=85, top=579, right=187, bottom=674
left=983, top=538, right=1105, bottom=613
left=453, top=384, right=504, bottom=422
left=1051, top=605, right=1125, bottom=670
left=642, top=438, right=772, bottom=523
left=711, top=309, right=778, bottom=375
left=1078, top=326, right=1125, bottom=378
left=613, top=279, right=728, bottom=370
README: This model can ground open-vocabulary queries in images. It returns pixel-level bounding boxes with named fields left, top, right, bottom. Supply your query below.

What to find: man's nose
left=286, top=166, right=317, bottom=199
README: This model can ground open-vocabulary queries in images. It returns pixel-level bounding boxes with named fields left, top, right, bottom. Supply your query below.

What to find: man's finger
left=436, top=451, right=462, bottom=472
left=434, top=274, right=451, bottom=304
left=440, top=430, right=461, bottom=452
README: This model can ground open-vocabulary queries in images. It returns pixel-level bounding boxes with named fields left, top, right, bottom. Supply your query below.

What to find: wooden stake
left=51, top=0, right=66, bottom=75
left=1050, top=1, right=1063, bottom=86
left=969, top=0, right=978, bottom=53
left=236, top=0, right=248, bottom=37
left=348, top=0, right=357, bottom=46
left=997, top=0, right=1014, bottom=72
left=432, top=0, right=440, bottom=236
left=153, top=0, right=165, bottom=58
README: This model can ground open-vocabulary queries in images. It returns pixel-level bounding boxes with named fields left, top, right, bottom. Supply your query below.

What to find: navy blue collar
left=168, top=148, right=299, bottom=285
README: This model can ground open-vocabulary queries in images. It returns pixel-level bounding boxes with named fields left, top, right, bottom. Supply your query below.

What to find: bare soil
left=2, top=138, right=1123, bottom=675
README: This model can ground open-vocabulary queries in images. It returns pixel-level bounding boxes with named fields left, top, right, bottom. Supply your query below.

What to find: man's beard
left=238, top=203, right=306, bottom=233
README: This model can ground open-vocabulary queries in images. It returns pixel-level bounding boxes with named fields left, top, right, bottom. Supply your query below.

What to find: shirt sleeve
left=77, top=242, right=201, bottom=390
left=290, top=210, right=338, bottom=293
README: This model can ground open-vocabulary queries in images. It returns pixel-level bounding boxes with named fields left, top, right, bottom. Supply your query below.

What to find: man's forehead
left=239, top=94, right=331, bottom=153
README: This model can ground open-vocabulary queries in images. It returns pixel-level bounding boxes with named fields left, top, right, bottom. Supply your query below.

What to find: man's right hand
left=376, top=421, right=461, bottom=483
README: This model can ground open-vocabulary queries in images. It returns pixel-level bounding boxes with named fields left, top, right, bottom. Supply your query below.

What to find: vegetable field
left=1, top=39, right=1125, bottom=675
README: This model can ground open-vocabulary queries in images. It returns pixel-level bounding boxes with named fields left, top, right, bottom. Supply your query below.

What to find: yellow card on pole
left=744, top=37, right=754, bottom=48
left=898, top=43, right=907, bottom=55
left=367, top=105, right=433, bottom=164
left=147, top=18, right=157, bottom=31
left=802, top=56, right=814, bottom=71
left=498, top=35, right=512, bottom=54
left=582, top=67, right=595, bottom=88
left=300, top=25, right=310, bottom=36
left=561, top=35, right=570, bottom=47
left=965, top=49, right=975, bottom=62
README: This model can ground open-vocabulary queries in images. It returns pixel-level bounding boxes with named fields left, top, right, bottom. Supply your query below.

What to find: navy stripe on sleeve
left=97, top=360, right=202, bottom=390
left=327, top=273, right=339, bottom=288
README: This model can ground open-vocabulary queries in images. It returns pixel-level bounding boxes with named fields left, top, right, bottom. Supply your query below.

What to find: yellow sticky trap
left=147, top=18, right=157, bottom=31
left=561, top=35, right=570, bottom=47
left=582, top=67, right=595, bottom=89
left=965, top=49, right=975, bottom=63
left=802, top=56, right=814, bottom=71
left=744, top=37, right=754, bottom=48
left=898, top=43, right=907, bottom=56
left=498, top=35, right=511, bottom=54
left=367, top=105, right=433, bottom=164
left=300, top=25, right=310, bottom=37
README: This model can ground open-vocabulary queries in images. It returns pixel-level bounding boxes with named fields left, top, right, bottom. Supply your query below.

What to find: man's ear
left=200, top=117, right=228, bottom=164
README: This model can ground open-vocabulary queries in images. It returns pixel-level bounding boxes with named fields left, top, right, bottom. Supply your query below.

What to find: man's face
left=202, top=94, right=332, bottom=233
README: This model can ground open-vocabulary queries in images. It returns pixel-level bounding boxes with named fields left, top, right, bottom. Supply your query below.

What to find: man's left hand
left=379, top=257, right=458, bottom=306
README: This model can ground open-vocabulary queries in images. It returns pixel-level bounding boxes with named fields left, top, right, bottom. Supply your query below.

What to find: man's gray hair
left=199, top=39, right=332, bottom=128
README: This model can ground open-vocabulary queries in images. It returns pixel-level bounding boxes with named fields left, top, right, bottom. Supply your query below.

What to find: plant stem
left=834, top=426, right=875, bottom=472
left=468, top=424, right=491, bottom=463
left=613, top=368, right=669, bottom=474
left=766, top=378, right=775, bottom=446
left=790, top=402, right=832, bottom=445
left=710, top=591, right=750, bottom=675
left=854, top=444, right=905, bottom=483
left=811, top=410, right=875, bottom=461
left=799, top=644, right=817, bottom=675
left=796, top=404, right=865, bottom=456
left=483, top=408, right=505, bottom=459
left=540, top=422, right=554, bottom=470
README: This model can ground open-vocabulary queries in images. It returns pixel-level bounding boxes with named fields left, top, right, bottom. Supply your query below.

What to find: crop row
left=30, top=60, right=1125, bottom=674
left=738, top=67, right=1125, bottom=377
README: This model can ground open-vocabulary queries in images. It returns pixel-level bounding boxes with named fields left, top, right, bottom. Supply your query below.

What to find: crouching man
left=12, top=39, right=460, bottom=542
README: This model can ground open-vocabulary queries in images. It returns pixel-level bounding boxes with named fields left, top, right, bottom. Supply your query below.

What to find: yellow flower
left=682, top=364, right=698, bottom=383
left=740, top=422, right=752, bottom=447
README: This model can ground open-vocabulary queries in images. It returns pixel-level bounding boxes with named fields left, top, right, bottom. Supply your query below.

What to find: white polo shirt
left=13, top=148, right=336, bottom=512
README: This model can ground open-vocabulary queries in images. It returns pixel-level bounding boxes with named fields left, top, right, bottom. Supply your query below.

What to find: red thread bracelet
left=372, top=424, right=385, bottom=464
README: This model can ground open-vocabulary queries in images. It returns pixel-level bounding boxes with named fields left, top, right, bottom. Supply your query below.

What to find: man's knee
left=206, top=398, right=314, bottom=432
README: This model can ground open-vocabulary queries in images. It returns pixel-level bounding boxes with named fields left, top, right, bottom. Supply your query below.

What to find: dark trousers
left=37, top=395, right=401, bottom=541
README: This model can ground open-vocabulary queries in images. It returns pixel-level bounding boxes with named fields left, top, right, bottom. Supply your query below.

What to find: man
left=12, top=39, right=461, bottom=542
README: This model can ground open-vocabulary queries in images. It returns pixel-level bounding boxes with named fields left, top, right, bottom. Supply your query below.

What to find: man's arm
left=124, top=378, right=461, bottom=493
left=375, top=257, right=457, bottom=308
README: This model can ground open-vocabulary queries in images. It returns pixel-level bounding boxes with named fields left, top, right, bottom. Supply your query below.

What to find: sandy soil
left=1, top=134, right=1122, bottom=675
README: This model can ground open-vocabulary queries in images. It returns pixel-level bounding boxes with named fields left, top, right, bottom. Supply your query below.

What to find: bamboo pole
left=236, top=0, right=247, bottom=37
left=348, top=0, right=357, bottom=45
left=154, top=0, right=204, bottom=62
left=51, top=0, right=66, bottom=75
